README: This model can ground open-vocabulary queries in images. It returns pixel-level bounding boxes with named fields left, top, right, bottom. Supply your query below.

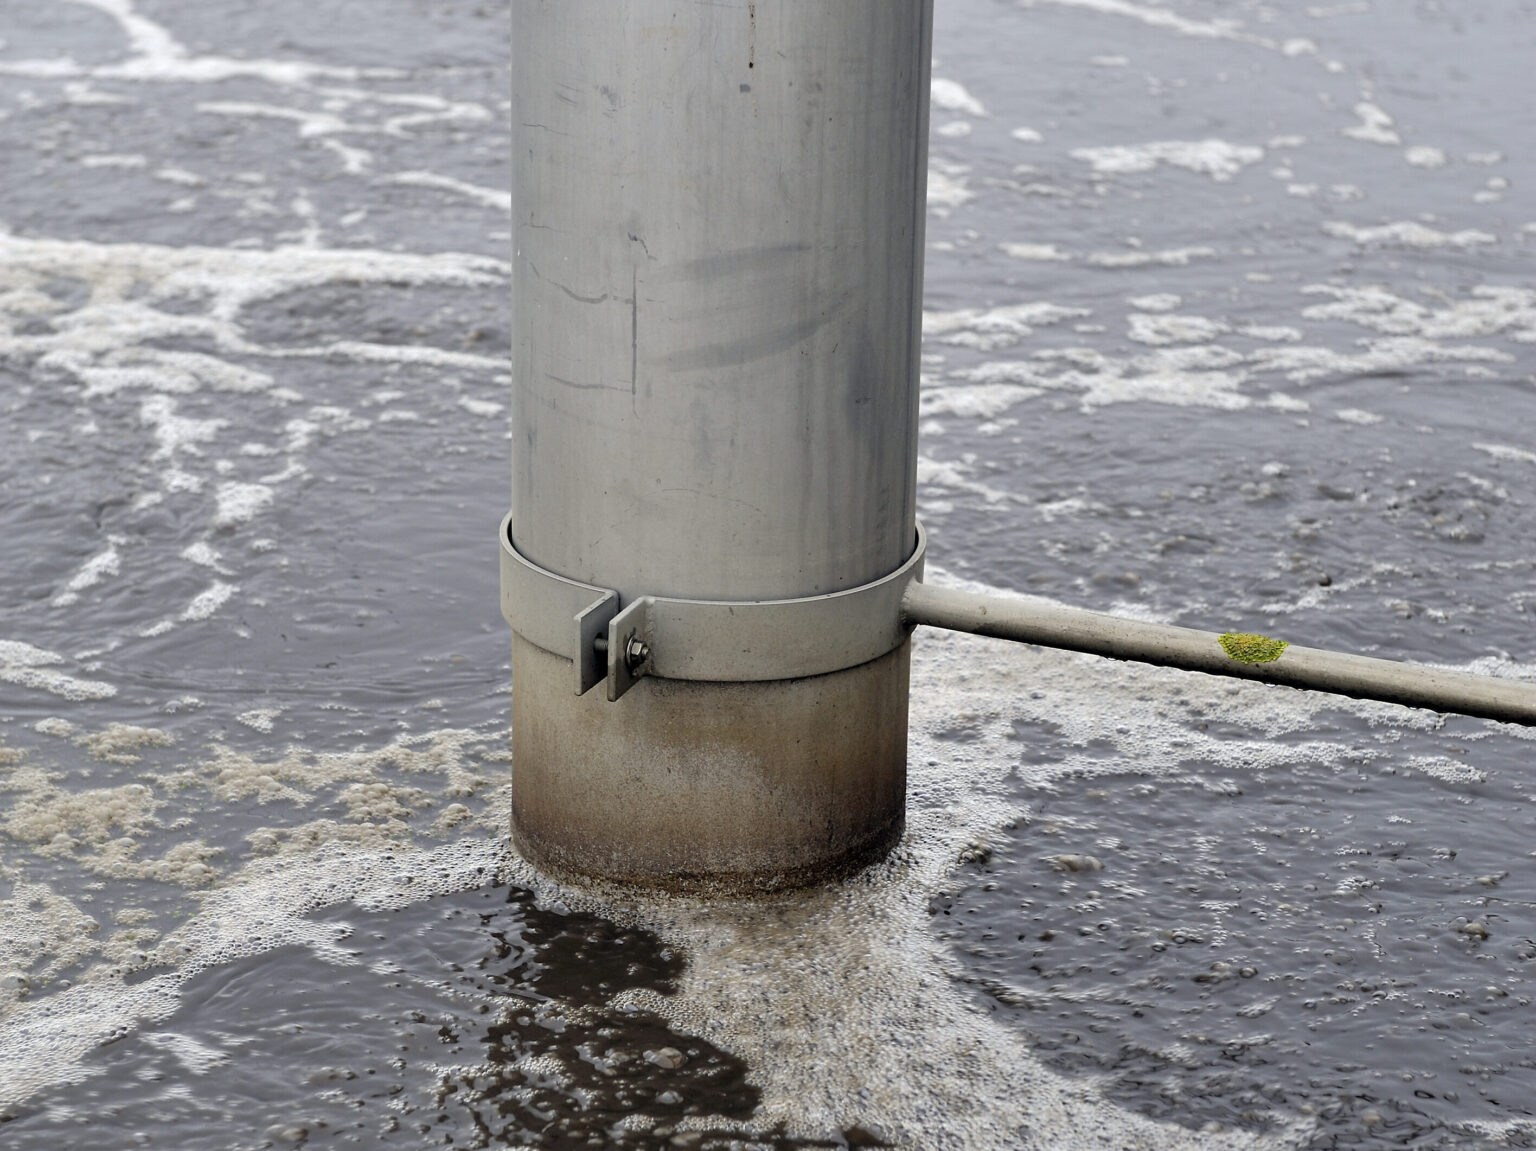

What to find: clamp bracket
left=499, top=513, right=617, bottom=695
left=500, top=515, right=926, bottom=701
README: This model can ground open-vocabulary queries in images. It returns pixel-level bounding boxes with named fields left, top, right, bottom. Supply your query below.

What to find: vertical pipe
left=510, top=0, right=933, bottom=889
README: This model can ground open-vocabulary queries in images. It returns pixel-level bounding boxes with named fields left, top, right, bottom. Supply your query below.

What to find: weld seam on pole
left=902, top=581, right=1536, bottom=728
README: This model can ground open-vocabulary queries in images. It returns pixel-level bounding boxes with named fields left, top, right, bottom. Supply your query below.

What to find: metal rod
left=903, top=581, right=1536, bottom=727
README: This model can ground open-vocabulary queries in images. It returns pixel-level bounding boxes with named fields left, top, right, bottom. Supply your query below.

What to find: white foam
left=79, top=153, right=146, bottom=169
left=1322, top=220, right=1497, bottom=248
left=1071, top=139, right=1264, bottom=182
left=1342, top=102, right=1400, bottom=146
left=457, top=396, right=503, bottom=417
left=1249, top=336, right=1511, bottom=384
left=1017, top=0, right=1272, bottom=46
left=9, top=0, right=376, bottom=86
left=921, top=383, right=1039, bottom=420
left=61, top=81, right=132, bottom=106
left=1404, top=145, right=1448, bottom=169
left=1127, top=312, right=1228, bottom=345
left=1000, top=242, right=1071, bottom=262
left=925, top=302, right=1090, bottom=351
left=0, top=883, right=103, bottom=993
left=0, top=641, right=117, bottom=701
left=1011, top=127, right=1044, bottom=143
left=930, top=78, right=986, bottom=117
left=140, top=395, right=226, bottom=460
left=1472, top=443, right=1536, bottom=465
left=51, top=538, right=125, bottom=607
left=1084, top=246, right=1216, bottom=268
left=180, top=581, right=238, bottom=622
left=76, top=723, right=174, bottom=766
left=1126, top=293, right=1180, bottom=312
left=1403, top=755, right=1488, bottom=786
left=195, top=100, right=352, bottom=138
left=236, top=709, right=282, bottom=734
left=180, top=541, right=226, bottom=571
left=321, top=139, right=372, bottom=175
left=953, top=352, right=1250, bottom=412
left=382, top=171, right=512, bottom=213
left=916, top=456, right=1016, bottom=504
left=936, top=276, right=1530, bottom=414
left=153, top=167, right=204, bottom=187
left=927, top=159, right=975, bottom=214
left=1298, top=284, right=1534, bottom=341
left=1036, top=495, right=1098, bottom=523
left=1335, top=407, right=1383, bottom=425
left=213, top=482, right=273, bottom=528
left=1240, top=326, right=1302, bottom=343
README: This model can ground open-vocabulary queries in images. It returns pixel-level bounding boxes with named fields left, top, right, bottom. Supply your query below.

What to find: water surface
left=1, top=0, right=1534, bottom=1147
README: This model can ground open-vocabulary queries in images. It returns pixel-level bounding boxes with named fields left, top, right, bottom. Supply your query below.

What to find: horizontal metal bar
left=902, top=581, right=1536, bottom=727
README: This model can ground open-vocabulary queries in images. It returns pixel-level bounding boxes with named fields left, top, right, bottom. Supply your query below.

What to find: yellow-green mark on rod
left=1218, top=632, right=1288, bottom=664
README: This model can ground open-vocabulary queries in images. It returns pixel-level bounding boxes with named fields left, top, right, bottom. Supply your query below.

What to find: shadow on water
left=0, top=882, right=895, bottom=1150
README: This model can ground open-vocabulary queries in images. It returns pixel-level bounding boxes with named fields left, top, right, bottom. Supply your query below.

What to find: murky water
left=2, top=1, right=1534, bottom=1147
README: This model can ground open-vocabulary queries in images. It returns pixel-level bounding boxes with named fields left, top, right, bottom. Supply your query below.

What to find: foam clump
left=0, top=884, right=102, bottom=997
left=1070, top=139, right=1265, bottom=182
left=1, top=765, right=160, bottom=850
left=75, top=723, right=174, bottom=765
left=92, top=838, right=222, bottom=888
left=213, top=482, right=274, bottom=528
left=930, top=77, right=986, bottom=117
left=1127, top=312, right=1229, bottom=346
left=50, top=540, right=124, bottom=607
left=924, top=302, right=1090, bottom=351
left=0, top=640, right=117, bottom=701
left=1322, top=220, right=1496, bottom=249
left=179, top=581, right=238, bottom=622
left=1342, top=102, right=1400, bottom=146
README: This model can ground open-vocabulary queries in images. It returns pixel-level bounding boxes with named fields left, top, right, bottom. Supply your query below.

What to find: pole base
left=510, top=633, right=909, bottom=893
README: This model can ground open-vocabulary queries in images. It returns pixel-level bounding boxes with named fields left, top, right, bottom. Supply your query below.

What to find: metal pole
left=509, top=1, right=933, bottom=888
left=904, top=582, right=1536, bottom=727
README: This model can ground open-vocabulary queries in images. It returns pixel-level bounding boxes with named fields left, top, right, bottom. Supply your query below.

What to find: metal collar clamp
left=500, top=513, right=926, bottom=701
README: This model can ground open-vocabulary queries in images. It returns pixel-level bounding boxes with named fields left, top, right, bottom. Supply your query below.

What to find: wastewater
left=1, top=0, right=1534, bottom=1147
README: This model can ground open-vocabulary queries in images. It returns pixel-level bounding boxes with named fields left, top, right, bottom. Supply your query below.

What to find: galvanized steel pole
left=508, top=1, right=933, bottom=889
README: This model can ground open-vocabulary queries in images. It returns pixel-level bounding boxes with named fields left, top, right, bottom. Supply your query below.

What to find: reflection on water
left=6, top=884, right=774, bottom=1149
left=2, top=0, right=1535, bottom=1146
